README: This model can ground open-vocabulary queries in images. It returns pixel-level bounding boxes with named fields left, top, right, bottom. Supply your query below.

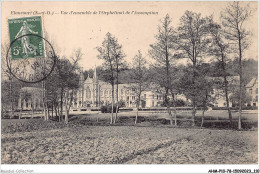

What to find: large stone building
left=74, top=68, right=166, bottom=108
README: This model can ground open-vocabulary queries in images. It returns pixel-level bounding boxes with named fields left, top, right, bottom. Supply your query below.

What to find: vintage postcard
left=1, top=1, right=258, bottom=174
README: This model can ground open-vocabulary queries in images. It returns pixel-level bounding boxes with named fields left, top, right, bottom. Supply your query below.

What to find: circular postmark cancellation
left=6, top=34, right=57, bottom=83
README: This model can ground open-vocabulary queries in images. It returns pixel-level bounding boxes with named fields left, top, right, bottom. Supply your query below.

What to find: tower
left=93, top=65, right=99, bottom=106
left=79, top=67, right=84, bottom=107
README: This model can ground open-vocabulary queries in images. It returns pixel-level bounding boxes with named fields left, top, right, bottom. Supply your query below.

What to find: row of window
left=82, top=86, right=143, bottom=98
left=81, top=91, right=163, bottom=100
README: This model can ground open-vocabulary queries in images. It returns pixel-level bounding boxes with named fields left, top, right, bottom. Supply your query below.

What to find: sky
left=2, top=1, right=258, bottom=71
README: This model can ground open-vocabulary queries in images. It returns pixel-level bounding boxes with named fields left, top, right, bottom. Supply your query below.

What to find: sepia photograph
left=1, top=1, right=259, bottom=173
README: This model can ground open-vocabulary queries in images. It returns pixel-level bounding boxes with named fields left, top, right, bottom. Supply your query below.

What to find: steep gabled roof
left=246, top=77, right=257, bottom=88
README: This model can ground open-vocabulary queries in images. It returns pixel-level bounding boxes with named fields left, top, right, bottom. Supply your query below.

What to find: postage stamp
left=6, top=16, right=56, bottom=83
left=8, top=16, right=45, bottom=59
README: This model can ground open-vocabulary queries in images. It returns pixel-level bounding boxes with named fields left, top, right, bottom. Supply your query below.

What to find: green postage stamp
left=8, top=16, right=45, bottom=59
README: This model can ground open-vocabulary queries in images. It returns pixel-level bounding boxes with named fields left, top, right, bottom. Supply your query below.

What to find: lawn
left=1, top=110, right=258, bottom=164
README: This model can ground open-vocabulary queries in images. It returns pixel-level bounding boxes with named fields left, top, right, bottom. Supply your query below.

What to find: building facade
left=74, top=68, right=167, bottom=108
left=208, top=76, right=239, bottom=107
left=246, top=77, right=258, bottom=107
left=18, top=87, right=43, bottom=111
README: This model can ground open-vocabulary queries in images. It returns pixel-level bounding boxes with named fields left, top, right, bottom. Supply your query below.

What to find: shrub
left=100, top=106, right=107, bottom=113
left=212, top=107, right=238, bottom=110
left=107, top=105, right=117, bottom=113
left=118, top=100, right=126, bottom=108
left=175, top=99, right=186, bottom=107
left=161, top=99, right=186, bottom=107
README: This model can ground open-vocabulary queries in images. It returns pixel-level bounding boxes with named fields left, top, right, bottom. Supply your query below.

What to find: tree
left=221, top=2, right=252, bottom=129
left=177, top=64, right=213, bottom=127
left=58, top=50, right=81, bottom=124
left=111, top=35, right=126, bottom=122
left=131, top=50, right=148, bottom=124
left=1, top=44, right=16, bottom=118
left=97, top=33, right=117, bottom=124
left=196, top=65, right=214, bottom=127
left=43, top=49, right=81, bottom=124
left=1, top=79, right=21, bottom=118
left=174, top=11, right=210, bottom=126
left=149, top=14, right=177, bottom=126
left=83, top=69, right=94, bottom=79
left=208, top=19, right=233, bottom=127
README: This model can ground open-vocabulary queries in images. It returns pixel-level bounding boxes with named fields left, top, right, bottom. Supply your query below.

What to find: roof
left=246, top=78, right=258, bottom=88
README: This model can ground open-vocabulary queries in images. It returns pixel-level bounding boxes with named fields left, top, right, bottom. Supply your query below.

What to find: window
left=152, top=95, right=154, bottom=99
left=152, top=101, right=154, bottom=107
left=256, top=88, right=258, bottom=94
left=35, top=99, right=38, bottom=108
left=157, top=95, right=159, bottom=99
left=144, top=94, right=146, bottom=99
left=86, top=87, right=91, bottom=98
left=25, top=99, right=28, bottom=108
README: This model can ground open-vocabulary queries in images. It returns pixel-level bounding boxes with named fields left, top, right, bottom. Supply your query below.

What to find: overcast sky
left=2, top=1, right=258, bottom=71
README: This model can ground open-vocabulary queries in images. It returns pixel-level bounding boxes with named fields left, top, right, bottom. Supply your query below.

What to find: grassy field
left=1, top=110, right=258, bottom=164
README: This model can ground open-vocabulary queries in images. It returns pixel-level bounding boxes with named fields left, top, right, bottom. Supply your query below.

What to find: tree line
left=94, top=2, right=255, bottom=129
left=1, top=2, right=255, bottom=129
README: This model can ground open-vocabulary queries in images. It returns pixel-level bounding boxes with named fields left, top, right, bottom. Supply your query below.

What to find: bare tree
left=111, top=36, right=126, bottom=123
left=208, top=20, right=233, bottom=127
left=174, top=11, right=210, bottom=126
left=149, top=14, right=177, bottom=126
left=42, top=49, right=81, bottom=124
left=60, top=50, right=82, bottom=124
left=97, top=32, right=125, bottom=124
left=221, top=2, right=252, bottom=129
left=64, top=49, right=82, bottom=124
left=1, top=44, right=15, bottom=118
left=131, top=50, right=148, bottom=124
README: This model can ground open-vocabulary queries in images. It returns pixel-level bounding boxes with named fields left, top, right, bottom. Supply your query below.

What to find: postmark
left=7, top=16, right=56, bottom=83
